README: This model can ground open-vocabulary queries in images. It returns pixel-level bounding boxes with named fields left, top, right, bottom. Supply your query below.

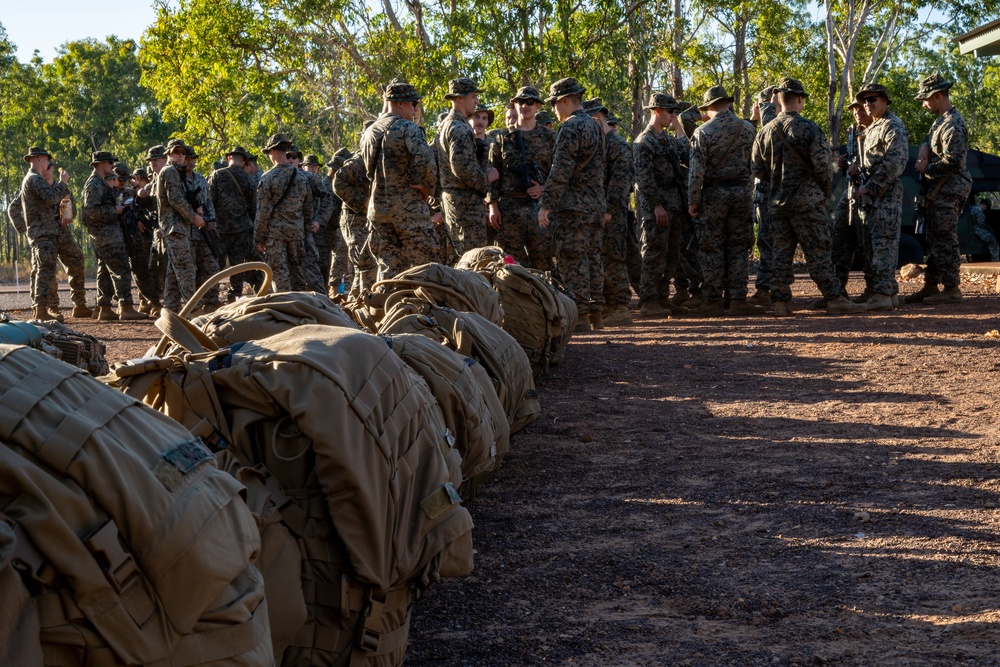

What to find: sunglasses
left=860, top=96, right=881, bottom=105
left=516, top=100, right=538, bottom=107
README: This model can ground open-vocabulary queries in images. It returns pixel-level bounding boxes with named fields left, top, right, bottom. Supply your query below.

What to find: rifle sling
left=772, top=120, right=823, bottom=189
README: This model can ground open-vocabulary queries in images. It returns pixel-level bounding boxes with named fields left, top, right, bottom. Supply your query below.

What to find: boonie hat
left=383, top=78, right=422, bottom=103
left=914, top=73, right=954, bottom=100
left=511, top=86, right=544, bottom=105
left=698, top=86, right=734, bottom=110
left=855, top=82, right=892, bottom=105
left=90, top=151, right=118, bottom=166
left=23, top=146, right=52, bottom=162
left=445, top=77, right=483, bottom=99
left=545, top=78, right=586, bottom=104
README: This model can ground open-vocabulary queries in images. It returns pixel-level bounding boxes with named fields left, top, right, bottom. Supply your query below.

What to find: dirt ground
left=13, top=269, right=1000, bottom=667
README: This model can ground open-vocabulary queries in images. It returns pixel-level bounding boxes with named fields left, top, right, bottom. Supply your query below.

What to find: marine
left=331, top=147, right=377, bottom=296
left=209, top=145, right=258, bottom=301
left=156, top=139, right=206, bottom=313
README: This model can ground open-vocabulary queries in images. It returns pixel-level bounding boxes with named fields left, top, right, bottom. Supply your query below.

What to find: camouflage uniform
left=831, top=185, right=873, bottom=293
left=920, top=106, right=972, bottom=290
left=156, top=161, right=199, bottom=312
left=319, top=169, right=347, bottom=291
left=435, top=109, right=490, bottom=258
left=361, top=103, right=439, bottom=280
left=82, top=172, right=135, bottom=307
left=602, top=128, right=634, bottom=309
left=301, top=168, right=333, bottom=292
left=753, top=94, right=779, bottom=294
left=185, top=168, right=221, bottom=305
left=752, top=111, right=842, bottom=302
left=633, top=117, right=689, bottom=307
left=255, top=161, right=313, bottom=292
left=971, top=204, right=999, bottom=262
left=488, top=122, right=556, bottom=269
left=859, top=109, right=909, bottom=296
left=209, top=161, right=257, bottom=299
left=332, top=152, right=377, bottom=296
left=20, top=168, right=69, bottom=310
left=540, top=100, right=607, bottom=314
left=689, top=105, right=755, bottom=302
left=136, top=172, right=164, bottom=305
left=55, top=218, right=88, bottom=309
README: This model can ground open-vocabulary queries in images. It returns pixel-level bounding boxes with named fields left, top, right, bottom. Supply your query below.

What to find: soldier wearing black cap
left=538, top=77, right=607, bottom=330
left=487, top=85, right=556, bottom=269
left=208, top=146, right=258, bottom=301
left=908, top=73, right=973, bottom=306
left=82, top=150, right=147, bottom=321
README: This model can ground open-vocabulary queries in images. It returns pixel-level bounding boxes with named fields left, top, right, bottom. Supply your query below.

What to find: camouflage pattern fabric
left=760, top=102, right=778, bottom=127
left=753, top=183, right=774, bottom=292
left=639, top=215, right=684, bottom=305
left=688, top=109, right=755, bottom=211
left=440, top=190, right=488, bottom=257
left=971, top=205, right=1000, bottom=262
left=29, top=238, right=60, bottom=310
left=554, top=210, right=605, bottom=313
left=361, top=112, right=439, bottom=278
left=155, top=163, right=198, bottom=235
left=265, top=237, right=309, bottom=291
left=540, top=109, right=606, bottom=216
left=254, top=163, right=314, bottom=291
left=187, top=170, right=217, bottom=222
left=83, top=173, right=135, bottom=306
left=495, top=200, right=553, bottom=270
left=602, top=130, right=633, bottom=308
left=20, top=171, right=68, bottom=241
left=209, top=164, right=256, bottom=234
left=488, top=125, right=555, bottom=202
left=860, top=111, right=909, bottom=296
left=831, top=189, right=873, bottom=293
left=435, top=110, right=490, bottom=257
left=340, top=209, right=377, bottom=296
left=752, top=111, right=840, bottom=302
left=162, top=226, right=197, bottom=312
left=301, top=233, right=327, bottom=292
left=921, top=107, right=973, bottom=289
left=56, top=223, right=88, bottom=307
left=317, top=173, right=346, bottom=288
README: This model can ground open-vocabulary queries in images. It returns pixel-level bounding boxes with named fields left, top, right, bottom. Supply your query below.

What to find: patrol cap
left=145, top=145, right=167, bottom=161
left=473, top=103, right=495, bottom=126
left=23, top=146, right=53, bottom=162
left=302, top=154, right=321, bottom=166
left=383, top=78, right=422, bottom=103
left=775, top=77, right=809, bottom=98
left=915, top=73, right=954, bottom=100
left=90, top=150, right=118, bottom=166
left=855, top=82, right=892, bottom=105
left=583, top=97, right=609, bottom=116
left=263, top=133, right=293, bottom=152
left=327, top=147, right=353, bottom=170
left=445, top=77, right=483, bottom=99
left=545, top=77, right=586, bottom=104
left=698, top=85, right=734, bottom=110
left=166, top=139, right=188, bottom=155
left=511, top=86, right=544, bottom=105
left=225, top=146, right=251, bottom=161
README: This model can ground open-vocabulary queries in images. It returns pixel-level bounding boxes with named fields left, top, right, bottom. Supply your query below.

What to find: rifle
left=118, top=191, right=140, bottom=242
left=180, top=166, right=226, bottom=262
left=512, top=130, right=543, bottom=194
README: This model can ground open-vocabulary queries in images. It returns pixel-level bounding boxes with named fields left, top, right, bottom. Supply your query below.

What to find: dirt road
left=16, top=271, right=1000, bottom=667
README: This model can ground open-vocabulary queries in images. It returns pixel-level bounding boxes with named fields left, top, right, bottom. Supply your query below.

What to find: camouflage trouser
left=496, top=198, right=554, bottom=271
left=369, top=216, right=441, bottom=282
left=148, top=234, right=167, bottom=304
left=602, top=210, right=631, bottom=308
left=675, top=219, right=703, bottom=293
left=831, top=190, right=873, bottom=294
left=218, top=230, right=254, bottom=298
left=163, top=226, right=197, bottom=312
left=316, top=223, right=353, bottom=293
left=973, top=219, right=1000, bottom=262
left=55, top=225, right=88, bottom=307
left=302, top=233, right=327, bottom=293
left=770, top=208, right=842, bottom=303
left=553, top=210, right=604, bottom=314
left=923, top=194, right=966, bottom=289
left=342, top=210, right=377, bottom=297
left=442, top=190, right=488, bottom=259
left=192, top=236, right=221, bottom=305
left=625, top=212, right=641, bottom=294
left=264, top=236, right=308, bottom=292
left=866, top=194, right=902, bottom=296
left=93, top=239, right=135, bottom=306
left=124, top=227, right=156, bottom=305
left=754, top=189, right=774, bottom=291
left=695, top=184, right=753, bottom=300
left=638, top=212, right=683, bottom=305
left=29, top=236, right=59, bottom=309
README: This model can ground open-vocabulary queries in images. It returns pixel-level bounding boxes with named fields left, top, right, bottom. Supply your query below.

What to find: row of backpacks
left=0, top=247, right=578, bottom=666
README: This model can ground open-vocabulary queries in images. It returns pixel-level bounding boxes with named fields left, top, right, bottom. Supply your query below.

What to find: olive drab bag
left=377, top=301, right=540, bottom=435
left=0, top=344, right=272, bottom=667
left=0, top=521, right=43, bottom=666
left=381, top=333, right=509, bottom=497
left=542, top=273, right=578, bottom=366
left=368, top=262, right=504, bottom=327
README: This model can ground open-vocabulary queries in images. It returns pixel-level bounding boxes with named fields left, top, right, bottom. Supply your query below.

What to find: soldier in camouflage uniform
left=434, top=77, right=498, bottom=259
left=487, top=85, right=556, bottom=269
left=288, top=148, right=331, bottom=292
left=751, top=78, right=865, bottom=317
left=584, top=98, right=633, bottom=326
left=971, top=199, right=999, bottom=262
left=323, top=152, right=353, bottom=295
left=183, top=146, right=221, bottom=309
left=632, top=93, right=690, bottom=319
left=908, top=73, right=973, bottom=306
left=749, top=85, right=779, bottom=306
left=136, top=145, right=168, bottom=314
left=361, top=79, right=439, bottom=279
left=854, top=83, right=909, bottom=311
left=157, top=139, right=206, bottom=313
left=831, top=101, right=875, bottom=302
left=209, top=145, right=257, bottom=301
left=538, top=77, right=607, bottom=330
left=20, top=147, right=72, bottom=321
left=687, top=86, right=757, bottom=316
left=254, top=134, right=314, bottom=291
left=332, top=148, right=377, bottom=296
left=536, top=111, right=555, bottom=131
left=113, top=162, right=158, bottom=313
left=82, top=151, right=146, bottom=321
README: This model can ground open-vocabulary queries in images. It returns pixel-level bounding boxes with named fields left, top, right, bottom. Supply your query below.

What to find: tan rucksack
left=107, top=325, right=474, bottom=666
left=0, top=344, right=272, bottom=667
left=368, top=262, right=504, bottom=327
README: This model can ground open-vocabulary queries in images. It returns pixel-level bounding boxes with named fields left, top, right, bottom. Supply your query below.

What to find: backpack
left=1, top=316, right=109, bottom=377
left=6, top=190, right=26, bottom=235
left=370, top=262, right=504, bottom=327
left=107, top=325, right=474, bottom=666
left=377, top=301, right=540, bottom=435
left=0, top=344, right=272, bottom=667
left=542, top=273, right=579, bottom=366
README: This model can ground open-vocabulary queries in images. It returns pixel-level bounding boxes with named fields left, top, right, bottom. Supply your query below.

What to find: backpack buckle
left=356, top=588, right=387, bottom=653
left=83, top=520, right=137, bottom=594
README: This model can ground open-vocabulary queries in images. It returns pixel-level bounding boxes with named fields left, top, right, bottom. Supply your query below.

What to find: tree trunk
left=671, top=0, right=683, bottom=100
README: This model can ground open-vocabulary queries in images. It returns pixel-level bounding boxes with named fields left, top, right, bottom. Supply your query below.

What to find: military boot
left=689, top=299, right=724, bottom=317
left=638, top=301, right=671, bottom=318
left=863, top=293, right=895, bottom=312
left=851, top=290, right=873, bottom=304
left=603, top=305, right=633, bottom=326
left=773, top=301, right=794, bottom=317
left=747, top=287, right=771, bottom=307
left=118, top=303, right=149, bottom=321
left=574, top=319, right=591, bottom=333
left=71, top=305, right=93, bottom=318
left=44, top=307, right=65, bottom=322
left=682, top=294, right=704, bottom=310
left=826, top=295, right=867, bottom=315
left=31, top=306, right=50, bottom=321
left=147, top=302, right=163, bottom=318
left=670, top=288, right=691, bottom=307
left=904, top=283, right=940, bottom=304
left=812, top=297, right=828, bottom=309
left=726, top=299, right=763, bottom=316
left=94, top=306, right=119, bottom=321
left=588, top=311, right=605, bottom=330
left=923, top=286, right=963, bottom=305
